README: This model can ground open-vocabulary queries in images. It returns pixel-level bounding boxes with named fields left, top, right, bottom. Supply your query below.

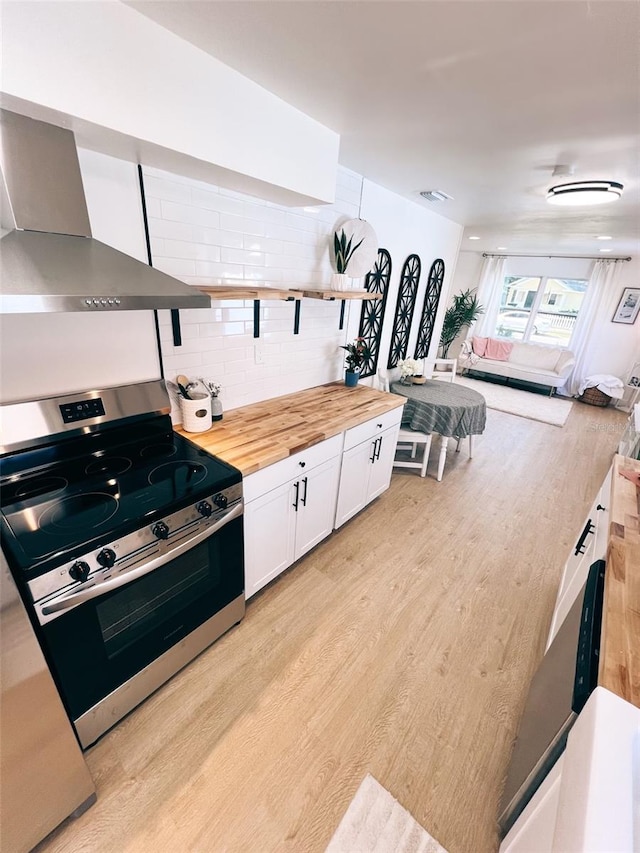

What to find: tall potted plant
left=331, top=228, right=364, bottom=291
left=340, top=337, right=370, bottom=386
left=439, top=288, right=484, bottom=359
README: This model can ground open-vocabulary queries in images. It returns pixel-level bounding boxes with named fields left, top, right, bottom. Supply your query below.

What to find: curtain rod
left=481, top=252, right=632, bottom=261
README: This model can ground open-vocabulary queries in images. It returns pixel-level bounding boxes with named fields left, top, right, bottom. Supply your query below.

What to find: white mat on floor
left=456, top=375, right=573, bottom=427
left=325, top=774, right=449, bottom=853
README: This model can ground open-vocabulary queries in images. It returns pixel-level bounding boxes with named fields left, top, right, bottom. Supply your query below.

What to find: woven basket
left=578, top=386, right=612, bottom=407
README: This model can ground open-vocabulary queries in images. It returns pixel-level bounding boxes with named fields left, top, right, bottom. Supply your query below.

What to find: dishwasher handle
left=572, top=558, right=606, bottom=714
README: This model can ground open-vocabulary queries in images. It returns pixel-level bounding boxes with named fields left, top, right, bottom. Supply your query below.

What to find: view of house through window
left=495, top=276, right=588, bottom=347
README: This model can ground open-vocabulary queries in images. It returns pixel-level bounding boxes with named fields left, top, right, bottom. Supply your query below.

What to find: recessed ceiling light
left=596, top=235, right=612, bottom=240
left=546, top=181, right=623, bottom=206
left=468, top=235, right=480, bottom=240
left=599, top=248, right=612, bottom=253
left=420, top=190, right=453, bottom=202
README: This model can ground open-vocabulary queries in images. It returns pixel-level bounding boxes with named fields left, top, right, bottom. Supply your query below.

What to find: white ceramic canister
left=180, top=393, right=212, bottom=433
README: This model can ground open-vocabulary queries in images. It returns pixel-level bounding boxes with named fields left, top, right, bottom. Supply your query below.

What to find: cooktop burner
left=39, top=492, right=119, bottom=534
left=0, top=415, right=241, bottom=576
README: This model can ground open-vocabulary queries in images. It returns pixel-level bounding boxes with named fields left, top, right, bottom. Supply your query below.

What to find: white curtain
left=470, top=255, right=506, bottom=338
left=563, top=259, right=621, bottom=397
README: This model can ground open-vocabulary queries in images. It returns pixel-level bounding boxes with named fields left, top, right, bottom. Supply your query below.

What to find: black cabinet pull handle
left=596, top=504, right=606, bottom=512
left=370, top=440, right=377, bottom=463
left=574, top=518, right=595, bottom=555
left=299, top=461, right=306, bottom=467
left=375, top=436, right=382, bottom=460
left=293, top=481, right=299, bottom=511
left=301, top=476, right=308, bottom=506
left=377, top=423, right=383, bottom=428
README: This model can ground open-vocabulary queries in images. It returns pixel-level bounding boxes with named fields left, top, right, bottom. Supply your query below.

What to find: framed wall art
left=612, top=287, right=640, bottom=324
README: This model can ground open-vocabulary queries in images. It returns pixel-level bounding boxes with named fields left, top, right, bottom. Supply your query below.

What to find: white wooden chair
left=430, top=358, right=457, bottom=382
left=377, top=369, right=432, bottom=477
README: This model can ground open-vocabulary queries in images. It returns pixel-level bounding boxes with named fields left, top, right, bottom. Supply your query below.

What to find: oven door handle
left=41, top=502, right=243, bottom=617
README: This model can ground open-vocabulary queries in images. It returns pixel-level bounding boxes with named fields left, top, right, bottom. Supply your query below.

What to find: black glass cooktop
left=0, top=415, right=241, bottom=575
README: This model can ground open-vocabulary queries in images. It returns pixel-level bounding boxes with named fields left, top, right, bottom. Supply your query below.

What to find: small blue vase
left=345, top=370, right=359, bottom=387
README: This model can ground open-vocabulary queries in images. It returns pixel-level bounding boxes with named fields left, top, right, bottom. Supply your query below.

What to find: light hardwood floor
left=35, top=399, right=628, bottom=853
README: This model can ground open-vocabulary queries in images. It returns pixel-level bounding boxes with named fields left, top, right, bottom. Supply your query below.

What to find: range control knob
left=96, top=548, right=116, bottom=569
left=69, top=561, right=90, bottom=583
left=213, top=493, right=228, bottom=510
left=196, top=500, right=213, bottom=518
left=152, top=521, right=170, bottom=540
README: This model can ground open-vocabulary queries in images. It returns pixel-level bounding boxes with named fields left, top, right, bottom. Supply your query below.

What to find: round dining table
left=391, top=379, right=486, bottom=480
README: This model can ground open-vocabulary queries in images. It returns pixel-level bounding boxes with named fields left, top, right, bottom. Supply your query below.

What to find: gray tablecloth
left=391, top=379, right=486, bottom=438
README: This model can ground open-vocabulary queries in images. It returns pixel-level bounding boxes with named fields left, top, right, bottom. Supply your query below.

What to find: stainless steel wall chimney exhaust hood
left=0, top=110, right=210, bottom=313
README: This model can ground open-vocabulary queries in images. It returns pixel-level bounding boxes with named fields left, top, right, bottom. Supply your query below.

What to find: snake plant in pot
left=331, top=228, right=364, bottom=291
left=439, top=288, right=484, bottom=359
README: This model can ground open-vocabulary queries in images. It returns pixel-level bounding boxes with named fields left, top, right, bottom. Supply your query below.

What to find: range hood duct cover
left=0, top=110, right=210, bottom=313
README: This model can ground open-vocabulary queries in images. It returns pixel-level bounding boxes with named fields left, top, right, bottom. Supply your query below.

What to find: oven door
left=35, top=510, right=244, bottom=740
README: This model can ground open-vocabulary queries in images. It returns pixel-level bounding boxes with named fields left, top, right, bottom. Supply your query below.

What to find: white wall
left=0, top=149, right=161, bottom=403
left=146, top=164, right=463, bottom=417
left=359, top=181, right=463, bottom=375
left=1, top=1, right=339, bottom=206
left=449, top=251, right=640, bottom=379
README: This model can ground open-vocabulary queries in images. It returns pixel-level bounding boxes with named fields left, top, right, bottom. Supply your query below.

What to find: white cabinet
left=546, top=466, right=612, bottom=650
left=499, top=755, right=564, bottom=853
left=243, top=435, right=342, bottom=599
left=335, top=409, right=402, bottom=528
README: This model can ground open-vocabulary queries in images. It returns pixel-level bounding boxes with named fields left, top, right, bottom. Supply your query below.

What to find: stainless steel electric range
left=0, top=380, right=244, bottom=748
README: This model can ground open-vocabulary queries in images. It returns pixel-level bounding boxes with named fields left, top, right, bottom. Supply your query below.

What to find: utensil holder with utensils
left=180, top=393, right=212, bottom=433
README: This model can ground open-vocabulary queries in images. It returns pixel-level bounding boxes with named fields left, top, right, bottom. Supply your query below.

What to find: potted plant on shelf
left=340, top=337, right=370, bottom=387
left=439, top=288, right=484, bottom=359
left=331, top=228, right=364, bottom=291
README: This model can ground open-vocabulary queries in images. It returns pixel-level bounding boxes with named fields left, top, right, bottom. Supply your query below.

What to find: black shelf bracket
left=339, top=300, right=346, bottom=330
left=293, top=299, right=301, bottom=335
left=253, top=300, right=261, bottom=338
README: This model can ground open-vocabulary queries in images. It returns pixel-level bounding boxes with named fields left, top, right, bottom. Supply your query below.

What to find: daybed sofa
left=459, top=337, right=575, bottom=394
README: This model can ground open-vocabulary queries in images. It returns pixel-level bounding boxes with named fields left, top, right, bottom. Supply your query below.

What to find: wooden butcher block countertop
left=176, top=382, right=405, bottom=475
left=599, top=454, right=640, bottom=709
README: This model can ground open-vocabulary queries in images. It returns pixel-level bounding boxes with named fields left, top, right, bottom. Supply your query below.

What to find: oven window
left=96, top=548, right=214, bottom=660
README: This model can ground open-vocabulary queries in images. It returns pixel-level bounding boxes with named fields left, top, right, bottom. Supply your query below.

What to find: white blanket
left=578, top=374, right=624, bottom=399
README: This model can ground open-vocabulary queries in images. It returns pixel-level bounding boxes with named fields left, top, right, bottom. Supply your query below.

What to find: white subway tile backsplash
left=221, top=248, right=266, bottom=267
left=219, top=214, right=266, bottom=236
left=146, top=164, right=365, bottom=410
left=192, top=188, right=244, bottom=216
left=194, top=260, right=244, bottom=280
left=154, top=257, right=196, bottom=279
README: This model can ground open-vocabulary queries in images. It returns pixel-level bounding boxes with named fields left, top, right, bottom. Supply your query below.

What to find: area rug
left=325, top=774, right=449, bottom=853
left=455, top=375, right=573, bottom=427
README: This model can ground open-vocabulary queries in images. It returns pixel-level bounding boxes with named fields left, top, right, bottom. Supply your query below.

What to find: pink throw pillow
left=485, top=338, right=514, bottom=361
left=471, top=336, right=488, bottom=357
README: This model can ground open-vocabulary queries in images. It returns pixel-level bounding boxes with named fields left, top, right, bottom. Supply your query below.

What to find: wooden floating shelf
left=302, top=290, right=383, bottom=301
left=198, top=286, right=303, bottom=301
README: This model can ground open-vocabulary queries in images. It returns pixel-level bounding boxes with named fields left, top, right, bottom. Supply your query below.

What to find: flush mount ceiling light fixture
left=420, top=190, right=453, bottom=202
left=546, top=181, right=624, bottom=206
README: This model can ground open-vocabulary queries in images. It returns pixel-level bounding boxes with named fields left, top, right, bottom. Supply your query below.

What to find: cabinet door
left=499, top=755, right=563, bottom=853
left=244, top=481, right=296, bottom=599
left=334, top=439, right=376, bottom=528
left=366, top=424, right=400, bottom=502
left=294, top=456, right=341, bottom=559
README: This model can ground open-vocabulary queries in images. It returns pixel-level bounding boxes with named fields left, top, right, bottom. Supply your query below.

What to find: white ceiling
left=128, top=0, right=640, bottom=258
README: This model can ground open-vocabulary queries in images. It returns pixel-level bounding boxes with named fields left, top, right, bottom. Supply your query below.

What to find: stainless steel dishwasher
left=0, top=551, right=96, bottom=852
left=498, top=558, right=606, bottom=836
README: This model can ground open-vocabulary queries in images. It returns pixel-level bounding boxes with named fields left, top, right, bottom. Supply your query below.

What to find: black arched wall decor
left=387, top=253, right=421, bottom=368
left=414, top=258, right=446, bottom=359
left=357, top=248, right=392, bottom=379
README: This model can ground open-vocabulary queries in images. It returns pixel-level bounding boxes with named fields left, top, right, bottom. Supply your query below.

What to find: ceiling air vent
left=419, top=190, right=453, bottom=202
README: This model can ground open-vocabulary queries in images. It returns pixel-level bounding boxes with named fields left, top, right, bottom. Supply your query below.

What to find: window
left=495, top=276, right=587, bottom=347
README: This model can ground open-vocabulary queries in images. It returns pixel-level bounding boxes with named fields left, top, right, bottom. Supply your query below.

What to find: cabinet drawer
left=244, top=433, right=343, bottom=503
left=343, top=407, right=403, bottom=451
